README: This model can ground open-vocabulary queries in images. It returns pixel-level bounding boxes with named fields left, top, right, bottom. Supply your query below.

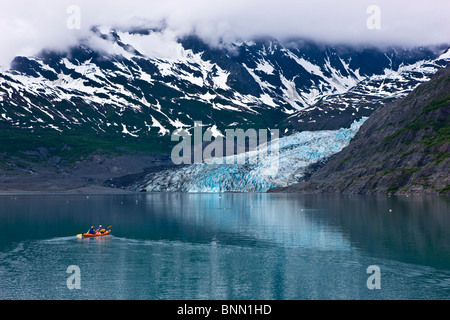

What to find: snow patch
left=122, top=124, right=139, bottom=137
left=150, top=115, right=170, bottom=136
left=255, top=59, right=275, bottom=74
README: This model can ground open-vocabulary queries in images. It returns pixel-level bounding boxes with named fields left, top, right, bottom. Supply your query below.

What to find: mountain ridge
left=1, top=28, right=448, bottom=140
left=0, top=26, right=449, bottom=192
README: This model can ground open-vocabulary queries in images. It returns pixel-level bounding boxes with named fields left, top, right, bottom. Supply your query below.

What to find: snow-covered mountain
left=0, top=26, right=449, bottom=192
left=1, top=26, right=448, bottom=142
left=282, top=47, right=450, bottom=132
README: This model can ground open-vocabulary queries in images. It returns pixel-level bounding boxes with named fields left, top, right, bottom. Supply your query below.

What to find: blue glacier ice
left=140, top=118, right=367, bottom=192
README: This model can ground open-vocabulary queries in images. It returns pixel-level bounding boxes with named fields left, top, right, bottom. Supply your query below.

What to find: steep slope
left=280, top=47, right=450, bottom=132
left=270, top=66, right=450, bottom=195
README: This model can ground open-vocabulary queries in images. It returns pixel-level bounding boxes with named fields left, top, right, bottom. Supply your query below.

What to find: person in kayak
left=87, top=226, right=95, bottom=235
left=96, top=225, right=106, bottom=234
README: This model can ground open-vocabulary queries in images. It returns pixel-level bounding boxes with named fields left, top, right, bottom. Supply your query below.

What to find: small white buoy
left=389, top=209, right=392, bottom=212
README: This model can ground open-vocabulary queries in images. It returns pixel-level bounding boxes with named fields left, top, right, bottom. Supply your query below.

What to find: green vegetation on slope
left=384, top=94, right=450, bottom=148
left=0, top=126, right=174, bottom=165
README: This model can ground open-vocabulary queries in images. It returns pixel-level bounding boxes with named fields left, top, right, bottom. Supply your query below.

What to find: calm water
left=0, top=193, right=449, bottom=300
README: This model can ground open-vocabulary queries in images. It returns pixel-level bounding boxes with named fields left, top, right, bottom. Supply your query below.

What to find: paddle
left=77, top=225, right=112, bottom=238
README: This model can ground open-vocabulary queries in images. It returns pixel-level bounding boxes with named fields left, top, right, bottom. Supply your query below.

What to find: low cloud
left=0, top=0, right=449, bottom=67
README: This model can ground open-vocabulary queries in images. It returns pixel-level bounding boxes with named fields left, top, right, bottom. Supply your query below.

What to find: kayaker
left=87, top=226, right=95, bottom=235
left=97, top=225, right=106, bottom=234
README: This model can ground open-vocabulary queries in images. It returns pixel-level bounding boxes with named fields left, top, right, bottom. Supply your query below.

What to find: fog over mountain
left=1, top=0, right=449, bottom=67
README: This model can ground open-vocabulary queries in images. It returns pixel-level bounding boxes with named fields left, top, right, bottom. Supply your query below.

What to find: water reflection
left=1, top=193, right=449, bottom=268
left=0, top=193, right=449, bottom=299
left=307, top=194, right=450, bottom=270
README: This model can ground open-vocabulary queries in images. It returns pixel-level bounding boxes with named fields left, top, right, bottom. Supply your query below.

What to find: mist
left=0, top=0, right=449, bottom=68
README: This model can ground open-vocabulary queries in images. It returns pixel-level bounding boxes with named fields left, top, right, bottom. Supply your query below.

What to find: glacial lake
left=0, top=193, right=449, bottom=300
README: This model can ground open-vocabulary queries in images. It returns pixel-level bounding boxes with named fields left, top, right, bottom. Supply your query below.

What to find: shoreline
left=0, top=186, right=447, bottom=197
left=0, top=185, right=137, bottom=196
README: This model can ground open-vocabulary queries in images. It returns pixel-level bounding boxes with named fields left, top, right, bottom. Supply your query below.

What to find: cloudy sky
left=0, top=0, right=449, bottom=67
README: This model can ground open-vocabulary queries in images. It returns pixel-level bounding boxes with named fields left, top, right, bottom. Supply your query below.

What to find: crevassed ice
left=141, top=118, right=368, bottom=192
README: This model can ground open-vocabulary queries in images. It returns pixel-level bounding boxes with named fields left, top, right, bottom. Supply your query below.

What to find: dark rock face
left=269, top=66, right=450, bottom=195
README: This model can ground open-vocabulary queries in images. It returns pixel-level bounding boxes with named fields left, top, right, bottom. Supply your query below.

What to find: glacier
left=138, top=118, right=367, bottom=193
